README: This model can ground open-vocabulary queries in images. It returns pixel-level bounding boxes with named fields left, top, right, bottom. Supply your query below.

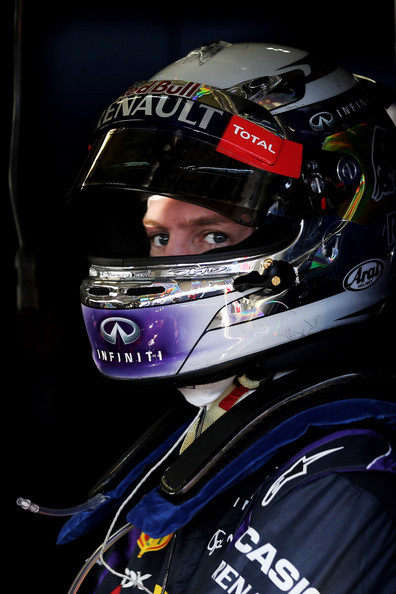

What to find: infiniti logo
left=309, top=111, right=335, bottom=131
left=100, top=317, right=141, bottom=345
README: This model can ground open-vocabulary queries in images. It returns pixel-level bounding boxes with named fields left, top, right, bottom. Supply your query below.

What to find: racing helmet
left=70, top=41, right=396, bottom=386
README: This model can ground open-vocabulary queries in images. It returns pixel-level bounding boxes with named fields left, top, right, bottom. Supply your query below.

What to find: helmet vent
left=126, top=286, right=165, bottom=296
left=87, top=286, right=166, bottom=297
left=88, top=287, right=110, bottom=296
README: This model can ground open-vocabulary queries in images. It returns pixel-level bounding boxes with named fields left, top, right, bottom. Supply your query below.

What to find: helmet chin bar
left=80, top=235, right=393, bottom=386
left=80, top=246, right=299, bottom=384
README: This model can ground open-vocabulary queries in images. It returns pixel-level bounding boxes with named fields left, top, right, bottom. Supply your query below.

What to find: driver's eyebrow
left=142, top=215, right=229, bottom=229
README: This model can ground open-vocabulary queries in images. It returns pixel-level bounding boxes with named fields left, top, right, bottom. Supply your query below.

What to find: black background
left=6, top=2, right=395, bottom=591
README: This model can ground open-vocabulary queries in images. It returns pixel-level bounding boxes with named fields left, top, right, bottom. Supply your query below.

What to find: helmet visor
left=73, top=125, right=289, bottom=226
left=70, top=82, right=303, bottom=258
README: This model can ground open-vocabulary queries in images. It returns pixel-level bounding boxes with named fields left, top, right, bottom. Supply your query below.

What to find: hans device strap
left=160, top=371, right=395, bottom=497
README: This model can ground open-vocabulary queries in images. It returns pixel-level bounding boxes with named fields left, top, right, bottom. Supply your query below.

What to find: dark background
left=7, top=2, right=395, bottom=591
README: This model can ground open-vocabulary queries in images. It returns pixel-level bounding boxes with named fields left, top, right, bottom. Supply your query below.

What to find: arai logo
left=343, top=259, right=384, bottom=291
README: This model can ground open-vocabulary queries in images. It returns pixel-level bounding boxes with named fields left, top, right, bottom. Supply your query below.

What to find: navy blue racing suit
left=60, top=372, right=396, bottom=594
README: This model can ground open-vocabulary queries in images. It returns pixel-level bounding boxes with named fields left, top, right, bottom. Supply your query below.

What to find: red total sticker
left=217, top=115, right=302, bottom=178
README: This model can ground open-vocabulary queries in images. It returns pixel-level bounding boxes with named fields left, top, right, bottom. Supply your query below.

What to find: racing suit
left=60, top=370, right=396, bottom=593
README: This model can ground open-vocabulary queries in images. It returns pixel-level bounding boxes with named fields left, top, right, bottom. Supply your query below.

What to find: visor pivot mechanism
left=235, top=259, right=296, bottom=292
left=260, top=258, right=296, bottom=289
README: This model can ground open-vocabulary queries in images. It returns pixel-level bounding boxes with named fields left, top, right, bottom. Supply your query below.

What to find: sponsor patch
left=137, top=532, right=173, bottom=557
left=217, top=115, right=302, bottom=178
left=123, top=79, right=202, bottom=98
left=343, top=259, right=384, bottom=291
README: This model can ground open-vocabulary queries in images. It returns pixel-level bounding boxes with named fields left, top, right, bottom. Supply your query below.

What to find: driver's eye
left=151, top=233, right=169, bottom=247
left=205, top=232, right=230, bottom=245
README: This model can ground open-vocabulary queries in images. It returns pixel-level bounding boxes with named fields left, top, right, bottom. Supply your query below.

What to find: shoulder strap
left=161, top=371, right=396, bottom=497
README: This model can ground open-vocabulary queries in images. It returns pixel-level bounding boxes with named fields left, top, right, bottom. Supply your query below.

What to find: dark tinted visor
left=72, top=126, right=291, bottom=227
left=69, top=83, right=303, bottom=258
